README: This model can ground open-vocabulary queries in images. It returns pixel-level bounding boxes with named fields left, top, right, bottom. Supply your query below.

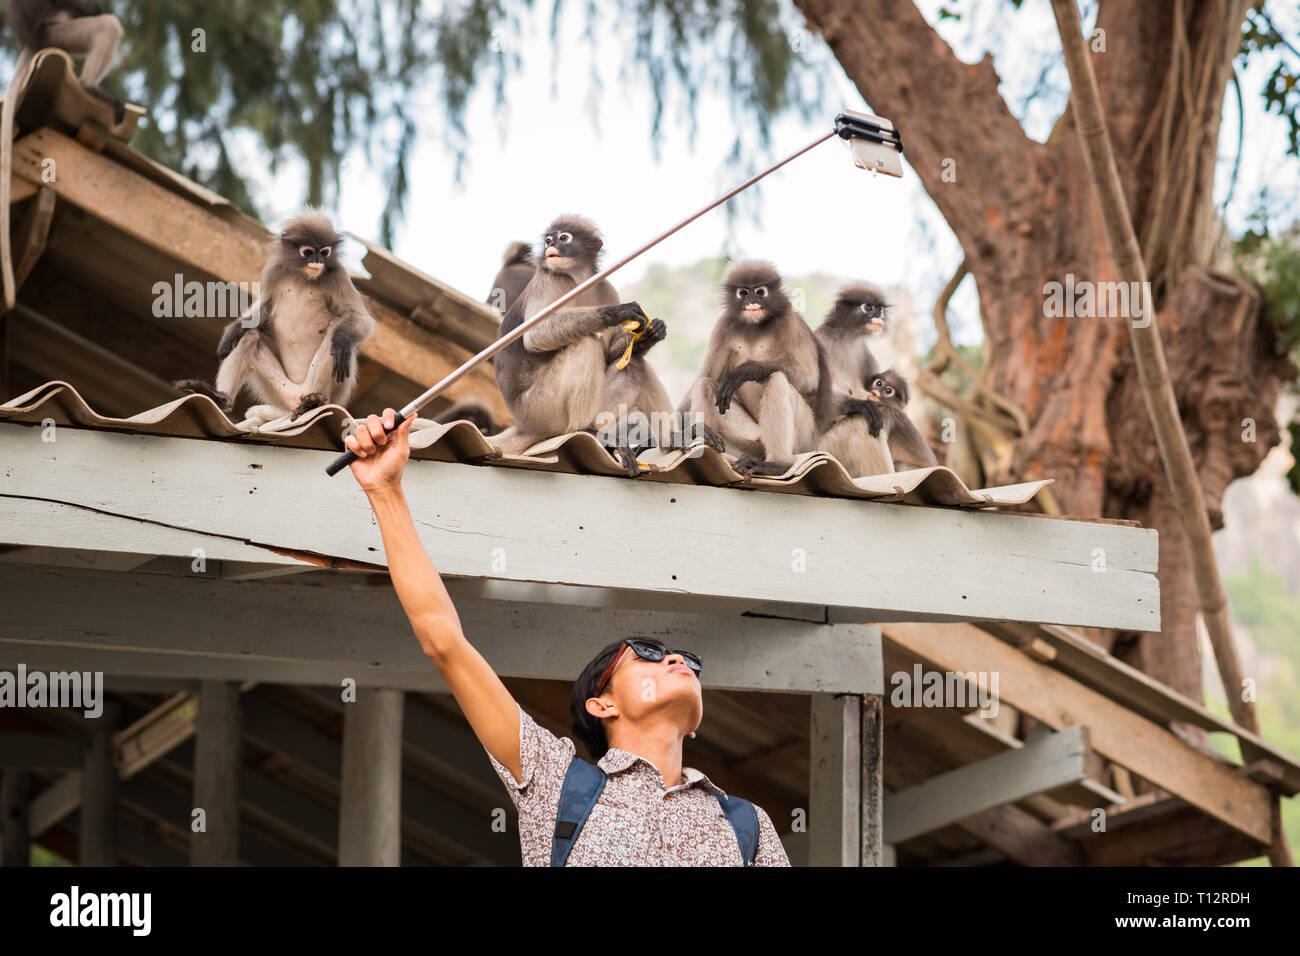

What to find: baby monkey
left=176, top=211, right=375, bottom=424
left=835, top=369, right=938, bottom=474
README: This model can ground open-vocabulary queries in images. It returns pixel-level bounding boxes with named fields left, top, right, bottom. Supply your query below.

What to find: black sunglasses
left=597, top=639, right=703, bottom=694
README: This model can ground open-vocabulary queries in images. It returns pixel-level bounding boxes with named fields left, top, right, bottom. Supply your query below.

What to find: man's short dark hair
left=570, top=639, right=628, bottom=760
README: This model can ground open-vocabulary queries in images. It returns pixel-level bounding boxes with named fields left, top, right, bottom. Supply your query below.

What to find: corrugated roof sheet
left=1, top=380, right=1052, bottom=508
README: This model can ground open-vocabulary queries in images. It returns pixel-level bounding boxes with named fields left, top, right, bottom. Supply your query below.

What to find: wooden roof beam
left=1, top=423, right=1161, bottom=630
left=881, top=622, right=1275, bottom=845
left=10, top=127, right=510, bottom=425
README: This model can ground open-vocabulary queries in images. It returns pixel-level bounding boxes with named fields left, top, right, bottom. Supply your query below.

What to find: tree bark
left=794, top=0, right=1292, bottom=708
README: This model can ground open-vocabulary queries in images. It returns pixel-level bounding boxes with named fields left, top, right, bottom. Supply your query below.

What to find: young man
left=343, top=409, right=789, bottom=866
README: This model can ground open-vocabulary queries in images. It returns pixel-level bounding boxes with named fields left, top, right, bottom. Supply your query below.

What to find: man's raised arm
left=345, top=410, right=523, bottom=782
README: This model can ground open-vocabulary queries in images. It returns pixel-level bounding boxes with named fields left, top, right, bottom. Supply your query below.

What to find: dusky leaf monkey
left=175, top=211, right=375, bottom=425
left=490, top=215, right=704, bottom=475
left=814, top=283, right=895, bottom=477
left=817, top=393, right=894, bottom=478
left=486, top=241, right=535, bottom=317
left=866, top=369, right=938, bottom=471
left=817, top=369, right=936, bottom=478
left=816, top=282, right=888, bottom=395
left=686, top=260, right=833, bottom=477
left=3, top=0, right=126, bottom=308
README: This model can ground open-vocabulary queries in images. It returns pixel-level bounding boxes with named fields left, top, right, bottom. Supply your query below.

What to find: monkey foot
left=692, top=425, right=726, bottom=453
left=289, top=392, right=329, bottom=422
left=615, top=445, right=643, bottom=478
left=664, top=424, right=725, bottom=455
left=173, top=379, right=233, bottom=412
left=461, top=411, right=496, bottom=435
left=83, top=83, right=126, bottom=126
left=731, top=455, right=789, bottom=478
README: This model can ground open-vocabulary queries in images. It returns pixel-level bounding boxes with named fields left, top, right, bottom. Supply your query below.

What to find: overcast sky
left=301, top=0, right=1300, bottom=348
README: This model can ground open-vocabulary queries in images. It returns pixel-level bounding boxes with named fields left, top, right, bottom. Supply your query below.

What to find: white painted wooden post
left=809, top=693, right=862, bottom=866
left=338, top=688, right=404, bottom=866
left=861, top=694, right=884, bottom=866
left=192, top=681, right=241, bottom=866
left=80, top=701, right=120, bottom=866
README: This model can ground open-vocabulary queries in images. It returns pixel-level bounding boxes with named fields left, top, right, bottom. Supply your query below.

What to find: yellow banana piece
left=614, top=316, right=651, bottom=371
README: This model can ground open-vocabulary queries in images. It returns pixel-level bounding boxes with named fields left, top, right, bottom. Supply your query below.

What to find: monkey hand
left=714, top=378, right=738, bottom=416
left=715, top=366, right=760, bottom=415
left=330, top=332, right=356, bottom=383
left=631, top=318, right=667, bottom=354
left=715, top=362, right=778, bottom=414
left=344, top=409, right=415, bottom=494
left=843, top=398, right=884, bottom=436
left=600, top=302, right=648, bottom=328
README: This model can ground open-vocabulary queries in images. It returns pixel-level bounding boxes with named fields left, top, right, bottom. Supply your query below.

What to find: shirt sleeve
left=751, top=804, right=791, bottom=867
left=484, top=701, right=575, bottom=806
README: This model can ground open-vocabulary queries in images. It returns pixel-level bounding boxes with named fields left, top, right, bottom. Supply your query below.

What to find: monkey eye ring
left=326, top=108, right=905, bottom=476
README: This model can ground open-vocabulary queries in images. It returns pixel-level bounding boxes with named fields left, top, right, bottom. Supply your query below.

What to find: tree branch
left=796, top=0, right=1046, bottom=254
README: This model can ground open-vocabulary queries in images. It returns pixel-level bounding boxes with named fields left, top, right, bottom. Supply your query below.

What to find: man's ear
left=585, top=696, right=616, bottom=720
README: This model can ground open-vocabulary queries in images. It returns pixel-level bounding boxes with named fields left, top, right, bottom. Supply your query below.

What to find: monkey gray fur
left=685, top=260, right=833, bottom=477
left=490, top=215, right=716, bottom=476
left=829, top=368, right=937, bottom=475
left=175, top=210, right=375, bottom=425
left=813, top=282, right=897, bottom=477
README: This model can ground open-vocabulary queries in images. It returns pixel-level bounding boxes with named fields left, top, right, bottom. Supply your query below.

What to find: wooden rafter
left=8, top=127, right=511, bottom=426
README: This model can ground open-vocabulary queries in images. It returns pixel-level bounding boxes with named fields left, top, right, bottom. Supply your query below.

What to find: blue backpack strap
left=716, top=793, right=760, bottom=866
left=550, top=756, right=607, bottom=867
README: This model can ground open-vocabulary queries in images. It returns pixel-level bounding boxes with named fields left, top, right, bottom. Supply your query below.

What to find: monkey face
left=278, top=212, right=345, bottom=282
left=541, top=218, right=603, bottom=276
left=731, top=283, right=773, bottom=323
left=834, top=284, right=888, bottom=334
left=722, top=261, right=790, bottom=325
left=868, top=370, right=910, bottom=407
left=856, top=299, right=886, bottom=333
left=294, top=243, right=335, bottom=280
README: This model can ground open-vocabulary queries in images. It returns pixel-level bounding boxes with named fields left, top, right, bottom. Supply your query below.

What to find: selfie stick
left=325, top=110, right=904, bottom=476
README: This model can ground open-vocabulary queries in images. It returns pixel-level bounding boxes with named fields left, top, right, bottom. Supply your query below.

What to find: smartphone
left=839, top=110, right=904, bottom=179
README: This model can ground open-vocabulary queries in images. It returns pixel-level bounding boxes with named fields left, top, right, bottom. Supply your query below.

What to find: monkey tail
left=2, top=47, right=35, bottom=312
left=502, top=241, right=532, bottom=268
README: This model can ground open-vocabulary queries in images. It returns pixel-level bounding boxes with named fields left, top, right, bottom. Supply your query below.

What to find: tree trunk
left=794, top=0, right=1293, bottom=703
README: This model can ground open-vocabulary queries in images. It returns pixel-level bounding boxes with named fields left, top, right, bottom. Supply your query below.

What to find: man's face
left=599, top=642, right=703, bottom=726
